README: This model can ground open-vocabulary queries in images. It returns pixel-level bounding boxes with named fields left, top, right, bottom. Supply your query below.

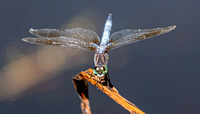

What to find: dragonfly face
left=93, top=65, right=108, bottom=77
left=22, top=13, right=176, bottom=77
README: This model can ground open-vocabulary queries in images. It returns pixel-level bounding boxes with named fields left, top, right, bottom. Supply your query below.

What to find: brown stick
left=73, top=68, right=145, bottom=114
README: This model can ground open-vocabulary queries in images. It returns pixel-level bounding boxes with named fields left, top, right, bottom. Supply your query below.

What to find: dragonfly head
left=93, top=66, right=108, bottom=77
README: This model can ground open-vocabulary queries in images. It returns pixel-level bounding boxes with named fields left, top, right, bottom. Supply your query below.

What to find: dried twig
left=73, top=68, right=145, bottom=114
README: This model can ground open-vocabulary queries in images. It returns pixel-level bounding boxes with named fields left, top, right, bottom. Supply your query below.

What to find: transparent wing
left=107, top=25, right=176, bottom=50
left=22, top=28, right=100, bottom=51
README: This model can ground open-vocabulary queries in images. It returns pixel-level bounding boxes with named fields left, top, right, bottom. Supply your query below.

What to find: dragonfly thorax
left=94, top=48, right=109, bottom=66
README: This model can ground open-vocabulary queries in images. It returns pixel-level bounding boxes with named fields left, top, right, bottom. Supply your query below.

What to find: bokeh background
left=0, top=0, right=199, bottom=114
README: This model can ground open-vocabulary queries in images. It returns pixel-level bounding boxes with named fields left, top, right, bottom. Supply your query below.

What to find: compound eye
left=103, top=66, right=105, bottom=71
left=96, top=67, right=100, bottom=71
left=100, top=66, right=104, bottom=71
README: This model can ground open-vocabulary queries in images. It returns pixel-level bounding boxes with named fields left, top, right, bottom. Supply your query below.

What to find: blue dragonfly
left=22, top=13, right=176, bottom=78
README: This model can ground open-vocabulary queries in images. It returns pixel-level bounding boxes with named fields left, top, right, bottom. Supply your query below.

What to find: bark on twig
left=73, top=68, right=145, bottom=114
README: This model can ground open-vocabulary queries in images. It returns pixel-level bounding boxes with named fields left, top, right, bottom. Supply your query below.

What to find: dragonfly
left=22, top=13, right=176, bottom=78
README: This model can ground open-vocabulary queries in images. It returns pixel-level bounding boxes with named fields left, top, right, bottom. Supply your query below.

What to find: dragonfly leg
left=105, top=73, right=114, bottom=89
left=97, top=73, right=113, bottom=90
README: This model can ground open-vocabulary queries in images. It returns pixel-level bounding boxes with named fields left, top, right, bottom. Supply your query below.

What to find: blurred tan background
left=0, top=12, right=96, bottom=101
